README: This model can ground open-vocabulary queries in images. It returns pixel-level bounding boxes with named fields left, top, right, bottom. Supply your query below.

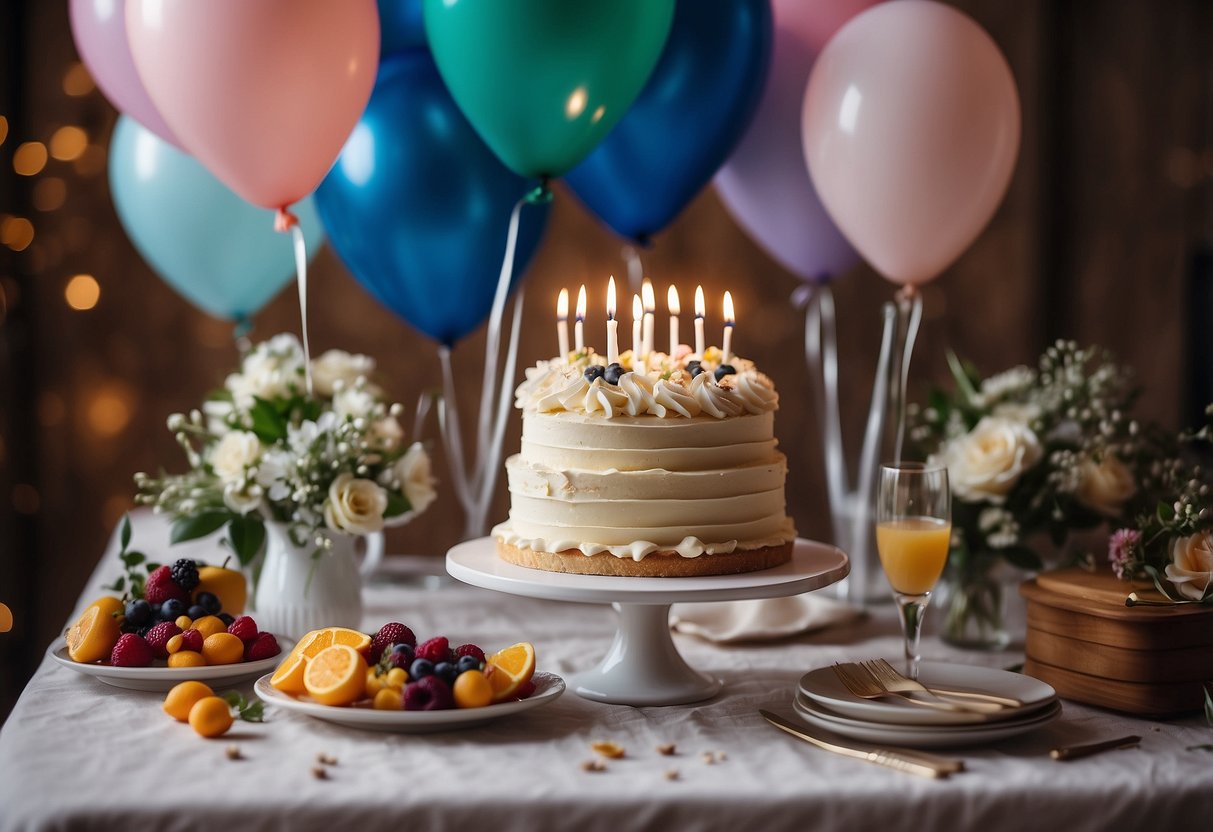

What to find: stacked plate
left=795, top=661, right=1061, bottom=749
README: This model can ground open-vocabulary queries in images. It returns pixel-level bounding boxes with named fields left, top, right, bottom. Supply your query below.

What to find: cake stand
left=446, top=538, right=849, bottom=706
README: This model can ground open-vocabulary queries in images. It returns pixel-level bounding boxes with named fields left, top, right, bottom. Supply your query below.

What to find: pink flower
left=1107, top=528, right=1141, bottom=579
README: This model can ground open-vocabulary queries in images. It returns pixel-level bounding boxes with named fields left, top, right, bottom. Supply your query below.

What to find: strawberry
left=368, top=622, right=416, bottom=663
left=144, top=621, right=182, bottom=659
left=415, top=636, right=451, bottom=665
left=144, top=566, right=189, bottom=605
left=244, top=632, right=280, bottom=662
left=227, top=615, right=259, bottom=643
left=453, top=643, right=485, bottom=664
left=110, top=633, right=153, bottom=667
left=180, top=628, right=204, bottom=652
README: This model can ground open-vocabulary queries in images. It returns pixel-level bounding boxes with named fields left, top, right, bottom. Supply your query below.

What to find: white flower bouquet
left=135, top=334, right=436, bottom=564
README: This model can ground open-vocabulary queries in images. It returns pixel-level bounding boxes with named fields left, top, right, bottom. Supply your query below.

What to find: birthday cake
left=492, top=288, right=795, bottom=577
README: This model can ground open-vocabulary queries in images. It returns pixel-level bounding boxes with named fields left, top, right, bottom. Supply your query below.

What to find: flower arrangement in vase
left=135, top=334, right=436, bottom=636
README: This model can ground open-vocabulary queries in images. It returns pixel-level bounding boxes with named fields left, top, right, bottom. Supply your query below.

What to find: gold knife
left=759, top=710, right=960, bottom=779
left=1050, top=735, right=1141, bottom=761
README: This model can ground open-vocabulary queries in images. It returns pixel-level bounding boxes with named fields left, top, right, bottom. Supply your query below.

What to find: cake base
left=497, top=540, right=793, bottom=578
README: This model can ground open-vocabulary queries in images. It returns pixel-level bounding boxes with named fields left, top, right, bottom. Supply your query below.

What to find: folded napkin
left=670, top=594, right=863, bottom=644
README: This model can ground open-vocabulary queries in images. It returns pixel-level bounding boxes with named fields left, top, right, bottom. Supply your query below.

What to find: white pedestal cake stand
left=446, top=537, right=849, bottom=706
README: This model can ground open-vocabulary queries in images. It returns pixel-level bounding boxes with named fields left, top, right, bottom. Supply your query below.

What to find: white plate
left=794, top=694, right=1062, bottom=749
left=254, top=670, right=566, bottom=733
left=799, top=661, right=1056, bottom=726
left=48, top=638, right=293, bottom=692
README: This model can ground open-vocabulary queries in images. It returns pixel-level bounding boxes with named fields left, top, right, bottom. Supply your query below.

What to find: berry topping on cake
left=604, top=363, right=625, bottom=385
left=714, top=364, right=736, bottom=381
left=584, top=365, right=606, bottom=382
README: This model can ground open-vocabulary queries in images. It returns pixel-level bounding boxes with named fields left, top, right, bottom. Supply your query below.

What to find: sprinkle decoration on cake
left=493, top=280, right=796, bottom=577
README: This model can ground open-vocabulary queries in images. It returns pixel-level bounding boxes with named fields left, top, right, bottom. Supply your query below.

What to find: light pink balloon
left=802, top=0, right=1020, bottom=286
left=69, top=0, right=180, bottom=148
left=126, top=0, right=379, bottom=211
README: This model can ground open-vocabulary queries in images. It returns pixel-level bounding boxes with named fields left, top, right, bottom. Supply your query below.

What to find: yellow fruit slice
left=202, top=632, right=244, bottom=665
left=163, top=681, right=214, bottom=722
left=485, top=642, right=535, bottom=703
left=270, top=627, right=370, bottom=695
left=65, top=600, right=124, bottom=663
left=188, top=696, right=234, bottom=738
left=195, top=565, right=247, bottom=615
left=270, top=652, right=308, bottom=694
left=303, top=644, right=367, bottom=706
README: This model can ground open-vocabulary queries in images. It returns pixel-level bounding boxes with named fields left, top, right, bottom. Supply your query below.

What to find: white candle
left=606, top=276, right=619, bottom=365
left=667, top=285, right=681, bottom=356
left=694, top=285, right=706, bottom=358
left=556, top=288, right=570, bottom=362
left=632, top=294, right=643, bottom=372
left=641, top=278, right=655, bottom=362
left=722, top=290, right=735, bottom=366
left=574, top=284, right=586, bottom=354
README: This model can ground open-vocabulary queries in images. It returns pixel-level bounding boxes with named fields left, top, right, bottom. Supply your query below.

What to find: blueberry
left=409, top=658, right=435, bottom=679
left=218, top=612, right=235, bottom=626
left=603, top=363, right=625, bottom=385
left=583, top=365, right=606, bottom=382
left=714, top=364, right=736, bottom=381
left=434, top=661, right=459, bottom=685
left=187, top=605, right=208, bottom=620
left=124, top=599, right=152, bottom=628
left=136, top=625, right=153, bottom=638
left=160, top=599, right=186, bottom=621
left=392, top=643, right=415, bottom=665
left=196, top=591, right=221, bottom=615
left=456, top=655, right=482, bottom=675
left=686, top=360, right=701, bottom=370
left=688, top=363, right=706, bottom=378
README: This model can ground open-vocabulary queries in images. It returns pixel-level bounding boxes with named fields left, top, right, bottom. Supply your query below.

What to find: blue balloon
left=565, top=0, right=772, bottom=242
left=108, top=116, right=325, bottom=323
left=378, top=0, right=426, bottom=57
left=315, top=54, right=549, bottom=346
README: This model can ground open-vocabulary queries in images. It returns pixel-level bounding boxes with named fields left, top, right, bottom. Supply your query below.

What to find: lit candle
left=722, top=291, right=735, bottom=366
left=632, top=294, right=643, bottom=371
left=667, top=285, right=681, bottom=356
left=606, top=276, right=619, bottom=365
left=575, top=284, right=587, bottom=354
left=694, top=285, right=706, bottom=358
left=641, top=278, right=655, bottom=362
left=556, top=288, right=570, bottom=362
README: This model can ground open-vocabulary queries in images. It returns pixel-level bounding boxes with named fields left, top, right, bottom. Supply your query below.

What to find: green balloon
left=423, top=0, right=675, bottom=178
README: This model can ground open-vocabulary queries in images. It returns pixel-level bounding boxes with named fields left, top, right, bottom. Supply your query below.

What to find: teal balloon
left=423, top=0, right=675, bottom=178
left=107, top=115, right=325, bottom=322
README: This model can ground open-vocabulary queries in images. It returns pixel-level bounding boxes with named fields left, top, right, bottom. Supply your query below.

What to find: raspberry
left=169, top=558, right=200, bottom=591
left=144, top=566, right=189, bottom=605
left=244, top=632, right=280, bottom=662
left=402, top=676, right=453, bottom=711
left=415, top=636, right=451, bottom=665
left=453, top=644, right=485, bottom=664
left=180, top=629, right=204, bottom=652
left=227, top=615, right=259, bottom=643
left=110, top=633, right=153, bottom=667
left=144, top=621, right=182, bottom=659
left=368, top=622, right=416, bottom=664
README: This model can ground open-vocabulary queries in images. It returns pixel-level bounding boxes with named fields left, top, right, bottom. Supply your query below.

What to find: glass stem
left=895, top=592, right=930, bottom=680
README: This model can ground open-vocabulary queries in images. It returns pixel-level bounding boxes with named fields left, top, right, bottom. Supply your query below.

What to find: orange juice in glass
left=876, top=517, right=952, bottom=596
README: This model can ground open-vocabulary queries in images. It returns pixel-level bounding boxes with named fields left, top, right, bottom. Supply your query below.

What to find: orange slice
left=270, top=652, right=309, bottom=693
left=485, top=641, right=535, bottom=703
left=65, top=600, right=124, bottom=663
left=271, top=627, right=370, bottom=695
left=303, top=644, right=367, bottom=706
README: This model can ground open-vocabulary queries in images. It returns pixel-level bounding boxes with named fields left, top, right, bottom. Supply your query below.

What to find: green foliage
left=171, top=512, right=231, bottom=545
left=220, top=690, right=264, bottom=723
left=226, top=515, right=266, bottom=567
left=103, top=513, right=156, bottom=599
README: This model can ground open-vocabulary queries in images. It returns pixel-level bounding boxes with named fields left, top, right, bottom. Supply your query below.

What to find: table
left=2, top=512, right=1212, bottom=831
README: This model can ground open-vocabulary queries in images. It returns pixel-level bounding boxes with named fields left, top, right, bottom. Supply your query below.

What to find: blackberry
left=169, top=558, right=200, bottom=591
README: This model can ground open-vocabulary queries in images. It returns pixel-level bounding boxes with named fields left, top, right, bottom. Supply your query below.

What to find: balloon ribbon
left=276, top=206, right=313, bottom=396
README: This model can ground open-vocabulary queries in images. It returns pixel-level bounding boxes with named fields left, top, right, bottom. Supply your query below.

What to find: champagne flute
left=875, top=462, right=951, bottom=680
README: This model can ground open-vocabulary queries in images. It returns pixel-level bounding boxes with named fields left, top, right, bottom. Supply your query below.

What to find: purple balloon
left=70, top=0, right=180, bottom=148
left=714, top=0, right=864, bottom=283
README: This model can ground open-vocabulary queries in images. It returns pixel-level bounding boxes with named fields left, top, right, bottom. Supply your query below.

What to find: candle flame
left=723, top=290, right=735, bottom=325
left=633, top=294, right=643, bottom=321
left=557, top=287, right=569, bottom=320
left=576, top=284, right=587, bottom=322
left=694, top=285, right=705, bottom=319
left=606, top=275, right=616, bottom=321
left=641, top=278, right=655, bottom=313
left=667, top=285, right=680, bottom=315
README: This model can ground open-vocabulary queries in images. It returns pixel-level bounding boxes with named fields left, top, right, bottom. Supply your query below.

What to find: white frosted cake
left=493, top=347, right=796, bottom=577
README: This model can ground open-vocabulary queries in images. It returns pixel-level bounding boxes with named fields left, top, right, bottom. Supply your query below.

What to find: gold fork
left=862, top=660, right=1011, bottom=713
left=832, top=663, right=979, bottom=714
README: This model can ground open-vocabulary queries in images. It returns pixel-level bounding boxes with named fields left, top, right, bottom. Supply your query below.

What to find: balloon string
left=275, top=207, right=299, bottom=233
left=802, top=285, right=848, bottom=520
left=437, top=345, right=473, bottom=513
left=893, top=292, right=924, bottom=463
left=622, top=244, right=644, bottom=297
left=288, top=223, right=313, bottom=396
left=851, top=302, right=898, bottom=589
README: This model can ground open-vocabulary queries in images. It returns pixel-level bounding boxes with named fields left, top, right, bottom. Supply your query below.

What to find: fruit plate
left=253, top=670, right=566, bottom=734
left=48, top=639, right=293, bottom=692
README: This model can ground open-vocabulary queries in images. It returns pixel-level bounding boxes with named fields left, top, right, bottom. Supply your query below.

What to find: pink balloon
left=714, top=0, right=876, bottom=283
left=802, top=0, right=1020, bottom=286
left=69, top=0, right=180, bottom=148
left=126, top=0, right=379, bottom=212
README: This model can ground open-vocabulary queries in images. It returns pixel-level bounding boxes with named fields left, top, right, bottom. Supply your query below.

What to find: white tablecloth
left=2, top=512, right=1212, bottom=831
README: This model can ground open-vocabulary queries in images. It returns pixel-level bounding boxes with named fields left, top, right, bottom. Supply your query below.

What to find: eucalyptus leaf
left=171, top=512, right=231, bottom=544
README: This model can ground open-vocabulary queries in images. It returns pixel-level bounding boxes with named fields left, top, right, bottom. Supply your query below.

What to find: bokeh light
left=32, top=177, right=66, bottom=212
left=62, top=63, right=95, bottom=96
left=86, top=384, right=134, bottom=438
left=64, top=274, right=100, bottom=310
left=49, top=126, right=88, bottom=161
left=2, top=216, right=35, bottom=251
left=0, top=115, right=8, bottom=146
left=13, top=142, right=47, bottom=176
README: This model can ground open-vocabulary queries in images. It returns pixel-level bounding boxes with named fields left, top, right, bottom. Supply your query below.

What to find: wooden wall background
left=2, top=0, right=1211, bottom=718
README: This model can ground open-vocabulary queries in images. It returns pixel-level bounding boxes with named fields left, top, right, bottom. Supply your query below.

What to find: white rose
left=991, top=401, right=1041, bottom=425
left=1165, top=531, right=1213, bottom=601
left=201, top=399, right=233, bottom=437
left=931, top=416, right=1042, bottom=504
left=210, top=431, right=261, bottom=484
left=334, top=386, right=377, bottom=420
left=1075, top=456, right=1136, bottom=516
left=223, top=482, right=262, bottom=515
left=227, top=334, right=304, bottom=407
left=394, top=442, right=437, bottom=517
left=310, top=349, right=375, bottom=397
left=370, top=416, right=405, bottom=450
left=323, top=473, right=387, bottom=535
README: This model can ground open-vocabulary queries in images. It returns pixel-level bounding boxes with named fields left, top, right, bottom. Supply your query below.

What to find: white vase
left=252, top=522, right=383, bottom=640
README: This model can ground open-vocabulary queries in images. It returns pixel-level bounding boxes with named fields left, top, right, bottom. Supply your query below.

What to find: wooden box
left=1019, top=567, right=1213, bottom=717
